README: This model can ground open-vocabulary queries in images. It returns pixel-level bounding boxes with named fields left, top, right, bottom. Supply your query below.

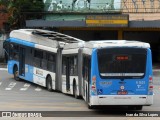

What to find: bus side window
left=30, top=48, right=34, bottom=66
left=9, top=43, right=19, bottom=61
left=83, top=55, right=91, bottom=82
left=70, top=57, right=73, bottom=76
left=25, top=47, right=31, bottom=65
left=47, top=53, right=56, bottom=72
left=83, top=56, right=88, bottom=80
left=41, top=51, right=47, bottom=70
left=74, top=56, right=78, bottom=76
left=69, top=56, right=78, bottom=76
left=62, top=56, right=66, bottom=75
left=33, top=49, right=43, bottom=68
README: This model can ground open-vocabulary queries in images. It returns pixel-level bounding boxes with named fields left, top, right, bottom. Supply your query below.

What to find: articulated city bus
left=3, top=29, right=83, bottom=91
left=62, top=40, right=153, bottom=110
left=3, top=29, right=153, bottom=110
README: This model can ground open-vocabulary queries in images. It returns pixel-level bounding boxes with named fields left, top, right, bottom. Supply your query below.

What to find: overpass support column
left=118, top=30, right=123, bottom=40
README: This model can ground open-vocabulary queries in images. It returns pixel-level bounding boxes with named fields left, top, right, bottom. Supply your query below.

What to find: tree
left=0, top=0, right=44, bottom=30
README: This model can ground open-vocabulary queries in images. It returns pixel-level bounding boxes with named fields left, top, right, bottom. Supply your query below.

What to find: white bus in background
left=61, top=40, right=153, bottom=110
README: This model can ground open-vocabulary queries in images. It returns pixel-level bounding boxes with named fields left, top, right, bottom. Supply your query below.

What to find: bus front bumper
left=89, top=95, right=153, bottom=106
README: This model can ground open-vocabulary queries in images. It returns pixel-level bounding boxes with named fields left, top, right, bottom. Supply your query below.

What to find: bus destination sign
left=86, top=15, right=128, bottom=27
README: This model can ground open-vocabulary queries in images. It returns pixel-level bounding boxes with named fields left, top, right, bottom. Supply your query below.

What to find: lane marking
left=20, top=83, right=30, bottom=91
left=0, top=82, right=2, bottom=86
left=5, top=82, right=16, bottom=91
left=35, top=87, right=42, bottom=91
left=0, top=68, right=7, bottom=71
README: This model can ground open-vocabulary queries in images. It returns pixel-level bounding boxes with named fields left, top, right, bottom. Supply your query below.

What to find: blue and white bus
left=3, top=29, right=153, bottom=110
left=61, top=40, right=153, bottom=110
left=3, top=29, right=83, bottom=92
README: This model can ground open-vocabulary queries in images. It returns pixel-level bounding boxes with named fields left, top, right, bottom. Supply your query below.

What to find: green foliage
left=9, top=0, right=44, bottom=12
left=0, top=0, right=44, bottom=29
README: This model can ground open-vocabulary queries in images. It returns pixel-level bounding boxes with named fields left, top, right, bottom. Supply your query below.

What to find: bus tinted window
left=62, top=56, right=67, bottom=75
left=10, top=43, right=19, bottom=60
left=69, top=56, right=78, bottom=76
left=48, top=54, right=55, bottom=62
left=33, top=50, right=43, bottom=68
left=82, top=55, right=91, bottom=82
left=62, top=56, right=78, bottom=76
left=97, top=48, right=147, bottom=79
left=34, top=50, right=43, bottom=59
left=47, top=53, right=56, bottom=72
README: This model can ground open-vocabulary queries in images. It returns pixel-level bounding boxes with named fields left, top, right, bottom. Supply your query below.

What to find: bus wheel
left=46, top=76, right=52, bottom=92
left=136, top=105, right=143, bottom=110
left=88, top=105, right=93, bottom=109
left=13, top=66, right=19, bottom=81
left=73, top=82, right=79, bottom=99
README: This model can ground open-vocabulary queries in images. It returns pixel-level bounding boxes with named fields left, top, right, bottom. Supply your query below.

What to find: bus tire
left=13, top=65, right=20, bottom=81
left=88, top=105, right=93, bottom=109
left=128, top=106, right=135, bottom=110
left=73, top=82, right=79, bottom=99
left=46, top=76, right=52, bottom=92
left=136, top=105, right=143, bottom=110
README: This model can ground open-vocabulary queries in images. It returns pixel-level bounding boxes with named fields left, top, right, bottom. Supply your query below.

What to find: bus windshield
left=97, top=48, right=147, bottom=79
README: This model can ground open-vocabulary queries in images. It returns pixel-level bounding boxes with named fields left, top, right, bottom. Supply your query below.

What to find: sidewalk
left=0, top=63, right=7, bottom=68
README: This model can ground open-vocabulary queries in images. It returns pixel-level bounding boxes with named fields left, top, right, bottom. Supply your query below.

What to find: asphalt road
left=0, top=69, right=160, bottom=119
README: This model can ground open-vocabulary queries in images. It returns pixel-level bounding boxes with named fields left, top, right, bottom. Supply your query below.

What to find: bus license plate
left=117, top=91, right=128, bottom=95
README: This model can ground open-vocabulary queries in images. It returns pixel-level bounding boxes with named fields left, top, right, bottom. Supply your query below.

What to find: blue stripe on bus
left=147, top=48, right=153, bottom=76
left=8, top=60, right=19, bottom=74
left=9, top=37, right=35, bottom=47
left=8, top=60, right=34, bottom=82
left=19, top=64, right=34, bottom=82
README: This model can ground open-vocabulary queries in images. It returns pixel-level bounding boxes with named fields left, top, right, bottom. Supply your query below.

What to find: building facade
left=25, top=0, right=160, bottom=63
left=0, top=5, right=9, bottom=60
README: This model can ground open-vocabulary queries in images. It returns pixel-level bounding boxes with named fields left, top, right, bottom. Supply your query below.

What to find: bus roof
left=63, top=40, right=150, bottom=49
left=89, top=40, right=150, bottom=48
left=10, top=29, right=84, bottom=48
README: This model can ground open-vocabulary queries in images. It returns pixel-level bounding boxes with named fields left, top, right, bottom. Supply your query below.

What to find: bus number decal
left=100, top=81, right=112, bottom=87
left=136, top=80, right=146, bottom=91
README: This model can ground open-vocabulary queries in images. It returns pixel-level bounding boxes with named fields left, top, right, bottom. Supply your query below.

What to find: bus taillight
left=91, top=76, right=97, bottom=95
left=148, top=76, right=153, bottom=95
left=149, top=76, right=152, bottom=81
left=149, top=86, right=153, bottom=89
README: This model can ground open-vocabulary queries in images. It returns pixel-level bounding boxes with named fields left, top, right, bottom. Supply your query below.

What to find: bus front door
left=19, top=47, right=25, bottom=76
